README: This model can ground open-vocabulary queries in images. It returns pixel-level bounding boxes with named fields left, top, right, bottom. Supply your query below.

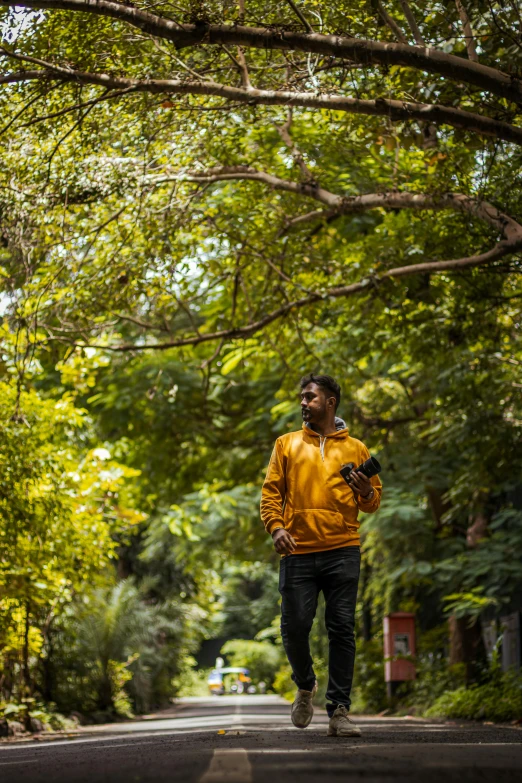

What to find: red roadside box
left=383, top=612, right=416, bottom=688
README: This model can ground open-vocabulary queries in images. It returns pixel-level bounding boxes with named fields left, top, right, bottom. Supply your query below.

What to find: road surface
left=0, top=695, right=521, bottom=782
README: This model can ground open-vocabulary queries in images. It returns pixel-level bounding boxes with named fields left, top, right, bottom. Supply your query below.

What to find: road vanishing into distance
left=1, top=695, right=521, bottom=782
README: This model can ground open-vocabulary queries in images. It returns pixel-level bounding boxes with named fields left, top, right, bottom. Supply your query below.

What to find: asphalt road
left=1, top=695, right=521, bottom=782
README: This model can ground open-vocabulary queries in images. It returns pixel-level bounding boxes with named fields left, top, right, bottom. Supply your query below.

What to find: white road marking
left=36, top=712, right=290, bottom=734
left=245, top=748, right=333, bottom=753
left=0, top=759, right=39, bottom=766
left=243, top=744, right=522, bottom=752
left=321, top=743, right=522, bottom=749
left=199, top=749, right=252, bottom=783
left=0, top=731, right=219, bottom=751
left=417, top=725, right=454, bottom=728
left=233, top=701, right=242, bottom=725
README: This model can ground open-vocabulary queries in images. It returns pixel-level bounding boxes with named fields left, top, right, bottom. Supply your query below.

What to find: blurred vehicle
left=208, top=667, right=252, bottom=695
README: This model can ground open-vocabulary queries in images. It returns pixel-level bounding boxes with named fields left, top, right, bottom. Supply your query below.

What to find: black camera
left=340, top=456, right=381, bottom=486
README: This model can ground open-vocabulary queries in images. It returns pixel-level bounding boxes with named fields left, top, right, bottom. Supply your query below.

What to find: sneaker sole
left=291, top=706, right=314, bottom=729
left=327, top=727, right=362, bottom=737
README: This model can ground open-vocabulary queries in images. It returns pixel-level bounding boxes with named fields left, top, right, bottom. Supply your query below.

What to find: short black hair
left=299, top=373, right=341, bottom=411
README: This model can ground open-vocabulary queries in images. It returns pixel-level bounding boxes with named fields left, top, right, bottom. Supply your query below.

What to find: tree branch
left=351, top=401, right=419, bottom=429
left=167, top=166, right=522, bottom=241
left=51, top=237, right=522, bottom=352
left=2, top=63, right=522, bottom=147
left=275, top=108, right=314, bottom=180
left=455, top=0, right=479, bottom=62
left=113, top=312, right=168, bottom=331
left=236, top=46, right=251, bottom=89
left=1, top=0, right=521, bottom=102
left=376, top=0, right=409, bottom=44
left=284, top=0, right=313, bottom=34
left=398, top=0, right=425, bottom=45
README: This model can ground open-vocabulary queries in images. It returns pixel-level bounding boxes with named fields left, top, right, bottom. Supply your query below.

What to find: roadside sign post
left=383, top=612, right=416, bottom=700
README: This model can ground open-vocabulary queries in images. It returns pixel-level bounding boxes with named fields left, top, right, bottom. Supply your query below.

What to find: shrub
left=0, top=700, right=76, bottom=732
left=272, top=664, right=295, bottom=702
left=45, top=579, right=194, bottom=717
left=394, top=625, right=466, bottom=714
left=426, top=667, right=522, bottom=722
left=172, top=658, right=212, bottom=698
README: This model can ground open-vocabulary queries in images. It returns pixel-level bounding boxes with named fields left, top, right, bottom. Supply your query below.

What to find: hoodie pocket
left=289, top=509, right=348, bottom=546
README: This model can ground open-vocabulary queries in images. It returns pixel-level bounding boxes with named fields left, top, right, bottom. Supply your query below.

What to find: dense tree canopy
left=0, top=1, right=521, bottom=358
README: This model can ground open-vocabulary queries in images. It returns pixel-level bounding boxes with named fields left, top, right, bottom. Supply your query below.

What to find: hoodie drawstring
left=319, top=435, right=326, bottom=462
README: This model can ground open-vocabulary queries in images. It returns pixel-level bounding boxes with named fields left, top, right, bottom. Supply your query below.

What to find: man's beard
left=302, top=407, right=323, bottom=421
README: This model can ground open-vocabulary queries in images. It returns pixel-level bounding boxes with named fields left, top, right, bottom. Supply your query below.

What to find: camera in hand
left=340, top=456, right=381, bottom=486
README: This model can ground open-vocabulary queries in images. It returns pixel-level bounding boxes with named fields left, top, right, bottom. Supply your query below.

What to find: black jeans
left=279, top=545, right=360, bottom=718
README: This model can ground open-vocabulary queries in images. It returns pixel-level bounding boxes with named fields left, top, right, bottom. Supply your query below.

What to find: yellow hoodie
left=260, top=418, right=382, bottom=555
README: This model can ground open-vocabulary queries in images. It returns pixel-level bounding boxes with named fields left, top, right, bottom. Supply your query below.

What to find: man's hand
left=272, top=528, right=296, bottom=555
left=348, top=470, right=374, bottom=500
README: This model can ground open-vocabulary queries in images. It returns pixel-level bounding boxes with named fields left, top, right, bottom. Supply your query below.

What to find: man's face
left=300, top=382, right=335, bottom=423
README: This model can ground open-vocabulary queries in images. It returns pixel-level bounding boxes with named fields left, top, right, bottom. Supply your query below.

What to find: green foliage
left=45, top=579, right=202, bottom=718
left=443, top=590, right=498, bottom=620
left=426, top=668, right=522, bottom=723
left=217, top=564, right=280, bottom=640
left=152, top=483, right=268, bottom=569
left=393, top=625, right=467, bottom=714
left=272, top=664, right=296, bottom=703
left=0, top=699, right=77, bottom=731
left=360, top=487, right=436, bottom=624
left=172, top=659, right=213, bottom=698
left=220, top=639, right=284, bottom=689
left=436, top=509, right=522, bottom=619
left=0, top=380, right=142, bottom=705
left=350, top=640, right=388, bottom=714
left=0, top=381, right=139, bottom=604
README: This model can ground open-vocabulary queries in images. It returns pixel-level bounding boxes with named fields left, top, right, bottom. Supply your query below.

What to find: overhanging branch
left=47, top=238, right=522, bottom=352
left=1, top=0, right=522, bottom=103
left=165, top=167, right=522, bottom=242
left=30, top=160, right=522, bottom=352
left=2, top=62, right=522, bottom=147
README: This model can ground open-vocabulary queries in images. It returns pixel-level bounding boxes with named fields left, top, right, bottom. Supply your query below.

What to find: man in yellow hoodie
left=260, top=373, right=382, bottom=737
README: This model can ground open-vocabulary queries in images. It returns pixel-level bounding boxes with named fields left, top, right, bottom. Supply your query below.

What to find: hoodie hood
left=304, top=416, right=348, bottom=435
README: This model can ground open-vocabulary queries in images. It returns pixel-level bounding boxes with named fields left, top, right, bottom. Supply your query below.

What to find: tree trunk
left=22, top=603, right=32, bottom=696
left=448, top=494, right=491, bottom=680
left=98, top=658, right=114, bottom=712
left=426, top=487, right=450, bottom=532
left=117, top=548, right=131, bottom=579
left=41, top=629, right=55, bottom=703
left=360, top=560, right=373, bottom=642
left=448, top=615, right=486, bottom=683
left=362, top=606, right=373, bottom=643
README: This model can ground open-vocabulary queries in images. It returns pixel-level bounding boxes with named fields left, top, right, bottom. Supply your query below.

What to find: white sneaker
left=291, top=681, right=317, bottom=728
left=327, top=705, right=362, bottom=737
